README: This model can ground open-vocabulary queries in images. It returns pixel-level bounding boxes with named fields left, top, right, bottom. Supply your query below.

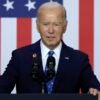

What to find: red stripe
left=17, top=18, right=32, bottom=48
left=0, top=18, right=1, bottom=74
left=79, top=0, right=94, bottom=69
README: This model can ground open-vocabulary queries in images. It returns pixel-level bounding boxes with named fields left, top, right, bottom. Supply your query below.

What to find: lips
left=45, top=36, right=55, bottom=41
left=46, top=32, right=55, bottom=38
left=47, top=35, right=55, bottom=38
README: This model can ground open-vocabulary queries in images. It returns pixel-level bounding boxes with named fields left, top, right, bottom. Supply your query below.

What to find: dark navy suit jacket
left=0, top=40, right=100, bottom=93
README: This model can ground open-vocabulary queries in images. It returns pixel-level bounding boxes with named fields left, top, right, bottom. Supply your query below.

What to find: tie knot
left=48, top=51, right=54, bottom=56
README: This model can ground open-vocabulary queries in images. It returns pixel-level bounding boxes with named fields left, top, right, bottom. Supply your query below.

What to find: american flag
left=0, top=0, right=100, bottom=92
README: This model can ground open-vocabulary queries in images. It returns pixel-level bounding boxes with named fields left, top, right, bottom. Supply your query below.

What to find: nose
left=48, top=24, right=54, bottom=34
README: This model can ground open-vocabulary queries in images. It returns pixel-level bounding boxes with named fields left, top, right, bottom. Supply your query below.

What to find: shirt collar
left=40, top=40, right=62, bottom=57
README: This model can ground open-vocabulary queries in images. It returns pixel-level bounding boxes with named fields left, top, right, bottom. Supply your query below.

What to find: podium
left=0, top=94, right=98, bottom=100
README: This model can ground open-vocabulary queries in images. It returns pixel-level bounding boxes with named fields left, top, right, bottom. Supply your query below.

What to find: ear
left=63, top=20, right=68, bottom=34
left=36, top=19, right=39, bottom=32
left=36, top=19, right=38, bottom=27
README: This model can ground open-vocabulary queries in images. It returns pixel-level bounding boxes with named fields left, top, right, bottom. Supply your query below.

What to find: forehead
left=38, top=7, right=64, bottom=19
left=38, top=4, right=64, bottom=13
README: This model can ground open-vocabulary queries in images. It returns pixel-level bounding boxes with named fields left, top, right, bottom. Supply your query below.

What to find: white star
left=3, top=0, right=14, bottom=11
left=25, top=0, right=36, bottom=11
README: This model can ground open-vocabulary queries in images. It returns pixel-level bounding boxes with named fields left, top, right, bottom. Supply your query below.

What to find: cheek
left=55, top=34, right=62, bottom=41
left=37, top=24, right=45, bottom=32
left=40, top=32, right=47, bottom=39
left=55, top=30, right=64, bottom=37
left=55, top=27, right=64, bottom=33
left=40, top=27, right=48, bottom=34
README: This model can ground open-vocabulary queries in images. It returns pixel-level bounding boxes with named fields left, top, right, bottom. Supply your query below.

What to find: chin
left=44, top=40, right=59, bottom=48
left=48, top=43, right=59, bottom=49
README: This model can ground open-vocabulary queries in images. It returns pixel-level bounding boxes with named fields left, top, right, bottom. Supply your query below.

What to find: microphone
left=46, top=56, right=56, bottom=81
left=32, top=53, right=44, bottom=83
left=32, top=53, right=45, bottom=93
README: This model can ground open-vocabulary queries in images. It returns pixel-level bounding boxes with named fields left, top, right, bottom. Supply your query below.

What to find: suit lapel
left=53, top=42, right=71, bottom=92
left=31, top=40, right=44, bottom=77
left=31, top=40, right=73, bottom=92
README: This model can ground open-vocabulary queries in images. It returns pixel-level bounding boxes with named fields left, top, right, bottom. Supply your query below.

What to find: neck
left=42, top=41, right=61, bottom=50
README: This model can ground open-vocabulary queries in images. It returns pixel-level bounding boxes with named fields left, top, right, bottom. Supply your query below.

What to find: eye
left=54, top=23, right=62, bottom=27
left=42, top=22, right=49, bottom=26
left=55, top=23, right=60, bottom=26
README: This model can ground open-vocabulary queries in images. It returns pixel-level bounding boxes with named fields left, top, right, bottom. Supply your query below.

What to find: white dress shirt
left=40, top=40, right=62, bottom=72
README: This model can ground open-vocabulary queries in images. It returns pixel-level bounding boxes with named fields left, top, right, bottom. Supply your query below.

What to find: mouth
left=47, top=36, right=55, bottom=38
left=46, top=37, right=55, bottom=41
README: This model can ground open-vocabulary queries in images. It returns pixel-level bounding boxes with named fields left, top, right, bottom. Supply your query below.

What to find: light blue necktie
left=45, top=51, right=55, bottom=94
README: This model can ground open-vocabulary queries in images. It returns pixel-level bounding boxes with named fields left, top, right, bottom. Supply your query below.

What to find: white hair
left=37, top=1, right=67, bottom=20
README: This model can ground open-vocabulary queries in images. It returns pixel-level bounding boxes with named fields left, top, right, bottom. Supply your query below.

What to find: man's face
left=37, top=8, right=67, bottom=49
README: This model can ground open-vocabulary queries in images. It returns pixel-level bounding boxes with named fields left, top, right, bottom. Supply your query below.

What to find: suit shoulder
left=63, top=43, right=88, bottom=59
left=72, top=48, right=88, bottom=57
left=12, top=40, right=40, bottom=54
left=65, top=46, right=89, bottom=65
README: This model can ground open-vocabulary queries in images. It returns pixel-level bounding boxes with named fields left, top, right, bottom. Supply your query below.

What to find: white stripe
left=32, top=18, right=40, bottom=43
left=1, top=18, right=17, bottom=75
left=63, top=0, right=79, bottom=49
left=94, top=0, right=100, bottom=82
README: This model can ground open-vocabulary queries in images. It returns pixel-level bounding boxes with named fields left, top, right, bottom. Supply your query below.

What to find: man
left=0, top=2, right=100, bottom=95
